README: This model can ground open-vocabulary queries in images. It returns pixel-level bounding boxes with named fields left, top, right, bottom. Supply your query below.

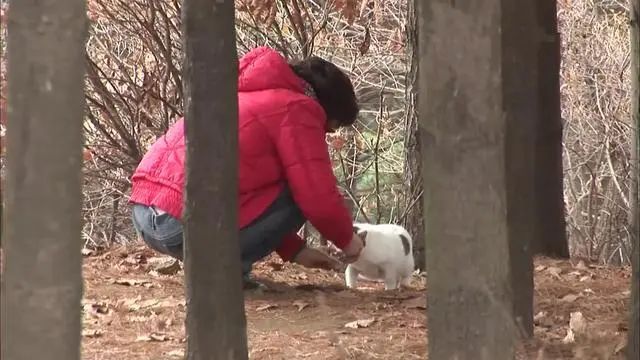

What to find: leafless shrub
left=79, top=0, right=409, bottom=247
left=0, top=0, right=633, bottom=264
left=82, top=0, right=184, bottom=246
left=559, top=0, right=633, bottom=264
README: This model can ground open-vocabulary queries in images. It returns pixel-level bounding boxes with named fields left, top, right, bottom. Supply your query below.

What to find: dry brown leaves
left=79, top=247, right=632, bottom=360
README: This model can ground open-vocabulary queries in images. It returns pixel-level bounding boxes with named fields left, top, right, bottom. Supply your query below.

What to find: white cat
left=345, top=223, right=415, bottom=290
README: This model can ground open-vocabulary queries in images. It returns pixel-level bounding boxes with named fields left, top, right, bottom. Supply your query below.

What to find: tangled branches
left=559, top=0, right=634, bottom=264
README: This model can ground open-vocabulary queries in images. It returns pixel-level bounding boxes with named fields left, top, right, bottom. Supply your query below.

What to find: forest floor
left=77, top=245, right=632, bottom=359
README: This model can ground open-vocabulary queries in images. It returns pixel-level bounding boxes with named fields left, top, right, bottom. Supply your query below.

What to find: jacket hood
left=238, top=47, right=306, bottom=94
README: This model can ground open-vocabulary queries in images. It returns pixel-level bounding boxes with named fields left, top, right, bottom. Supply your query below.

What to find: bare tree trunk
left=402, top=0, right=425, bottom=271
left=533, top=0, right=570, bottom=259
left=504, top=0, right=537, bottom=336
left=627, top=1, right=639, bottom=359
left=1, top=1, right=86, bottom=359
left=418, top=0, right=537, bottom=357
left=181, top=1, right=248, bottom=359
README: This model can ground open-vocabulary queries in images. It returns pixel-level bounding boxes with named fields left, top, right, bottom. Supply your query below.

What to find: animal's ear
left=359, top=231, right=367, bottom=247
left=353, top=225, right=361, bottom=234
left=399, top=234, right=411, bottom=256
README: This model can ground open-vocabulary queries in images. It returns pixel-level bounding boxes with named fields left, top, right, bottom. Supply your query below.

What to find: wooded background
left=0, top=1, right=637, bottom=265
left=0, top=0, right=637, bottom=359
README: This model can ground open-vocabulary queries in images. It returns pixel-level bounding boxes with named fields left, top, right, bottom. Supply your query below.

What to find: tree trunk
left=402, top=0, right=425, bottom=271
left=533, top=0, right=570, bottom=259
left=1, top=1, right=86, bottom=359
left=418, top=0, right=537, bottom=357
left=181, top=1, right=249, bottom=359
left=503, top=0, right=537, bottom=335
left=627, top=1, right=639, bottom=359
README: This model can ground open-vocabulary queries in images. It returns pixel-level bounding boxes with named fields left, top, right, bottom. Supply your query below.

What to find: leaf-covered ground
left=78, top=245, right=632, bottom=359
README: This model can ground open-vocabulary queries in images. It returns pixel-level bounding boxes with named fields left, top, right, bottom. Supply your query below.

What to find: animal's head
left=353, top=225, right=367, bottom=247
left=354, top=224, right=412, bottom=256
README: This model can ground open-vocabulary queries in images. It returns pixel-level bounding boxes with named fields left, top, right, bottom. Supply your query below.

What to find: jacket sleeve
left=275, top=232, right=307, bottom=262
left=273, top=100, right=354, bottom=250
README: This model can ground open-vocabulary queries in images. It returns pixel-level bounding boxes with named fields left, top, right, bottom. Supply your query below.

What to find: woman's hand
left=293, top=247, right=343, bottom=271
left=341, top=233, right=365, bottom=263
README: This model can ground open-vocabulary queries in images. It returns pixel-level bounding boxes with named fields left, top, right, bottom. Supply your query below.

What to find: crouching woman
left=128, top=47, right=365, bottom=288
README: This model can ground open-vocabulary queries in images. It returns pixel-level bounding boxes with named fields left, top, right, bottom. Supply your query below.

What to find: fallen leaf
left=614, top=338, right=627, bottom=354
left=535, top=265, right=547, bottom=272
left=82, top=329, right=104, bottom=338
left=562, top=328, right=575, bottom=344
left=113, top=278, right=151, bottom=287
left=547, top=266, right=562, bottom=279
left=575, top=260, right=588, bottom=270
left=130, top=298, right=160, bottom=311
left=410, top=321, right=426, bottom=329
left=115, top=295, right=142, bottom=311
left=256, top=304, right=277, bottom=312
left=579, top=275, right=591, bottom=282
left=81, top=248, right=95, bottom=256
left=293, top=300, right=310, bottom=312
left=293, top=272, right=308, bottom=280
left=136, top=333, right=169, bottom=342
left=569, top=311, right=588, bottom=335
left=166, top=349, right=185, bottom=358
left=122, top=253, right=147, bottom=265
left=562, top=311, right=587, bottom=344
left=154, top=259, right=181, bottom=275
left=83, top=302, right=110, bottom=317
left=403, top=296, right=426, bottom=310
left=582, top=288, right=595, bottom=295
left=345, top=318, right=376, bottom=329
left=561, top=294, right=579, bottom=303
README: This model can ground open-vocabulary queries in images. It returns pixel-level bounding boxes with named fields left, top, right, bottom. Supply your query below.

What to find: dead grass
left=79, top=245, right=632, bottom=359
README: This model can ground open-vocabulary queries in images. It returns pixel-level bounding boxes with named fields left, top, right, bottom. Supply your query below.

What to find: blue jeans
left=131, top=187, right=306, bottom=276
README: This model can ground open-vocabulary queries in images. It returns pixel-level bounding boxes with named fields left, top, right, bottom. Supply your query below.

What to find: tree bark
left=402, top=0, right=425, bottom=271
left=504, top=0, right=537, bottom=338
left=418, top=0, right=537, bottom=357
left=181, top=1, right=249, bottom=359
left=1, top=1, right=86, bottom=359
left=533, top=0, right=570, bottom=259
left=627, top=1, right=639, bottom=359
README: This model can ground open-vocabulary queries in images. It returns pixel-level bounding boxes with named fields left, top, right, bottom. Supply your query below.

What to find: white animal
left=345, top=223, right=415, bottom=290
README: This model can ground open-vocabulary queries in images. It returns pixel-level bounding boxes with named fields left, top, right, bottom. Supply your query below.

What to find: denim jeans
left=131, top=187, right=306, bottom=276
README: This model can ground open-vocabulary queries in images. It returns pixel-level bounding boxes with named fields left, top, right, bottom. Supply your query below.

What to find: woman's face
left=326, top=118, right=340, bottom=133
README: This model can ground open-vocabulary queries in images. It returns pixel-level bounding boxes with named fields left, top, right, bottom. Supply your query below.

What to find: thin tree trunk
left=418, top=0, right=536, bottom=357
left=402, top=0, right=425, bottom=271
left=181, top=0, right=249, bottom=359
left=534, top=0, right=570, bottom=259
left=1, top=1, right=86, bottom=359
left=504, top=0, right=537, bottom=335
left=627, top=1, right=639, bottom=359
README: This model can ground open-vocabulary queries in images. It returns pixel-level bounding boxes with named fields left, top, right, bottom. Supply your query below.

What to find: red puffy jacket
left=128, top=47, right=354, bottom=261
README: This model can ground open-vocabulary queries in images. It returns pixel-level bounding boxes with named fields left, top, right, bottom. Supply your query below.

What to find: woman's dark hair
left=290, top=56, right=359, bottom=127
